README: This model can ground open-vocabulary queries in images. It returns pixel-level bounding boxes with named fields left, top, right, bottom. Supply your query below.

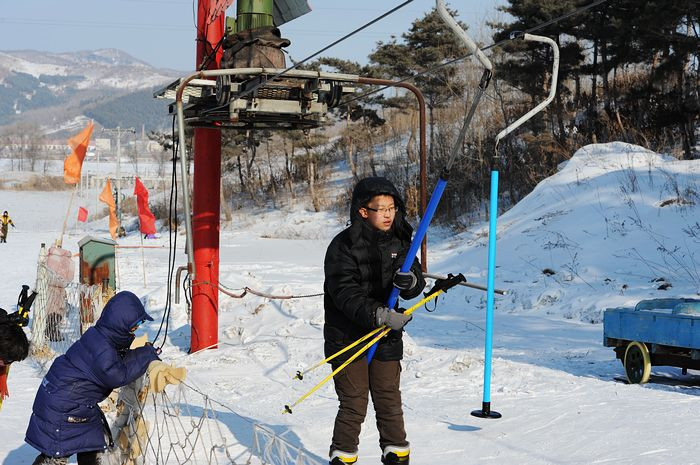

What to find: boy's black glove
left=375, top=306, right=412, bottom=331
left=393, top=269, right=418, bottom=291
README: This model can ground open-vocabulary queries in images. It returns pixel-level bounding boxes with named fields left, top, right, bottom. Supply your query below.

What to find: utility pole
left=103, top=126, right=135, bottom=223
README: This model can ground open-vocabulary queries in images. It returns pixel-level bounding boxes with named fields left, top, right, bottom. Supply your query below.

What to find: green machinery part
left=236, top=0, right=274, bottom=32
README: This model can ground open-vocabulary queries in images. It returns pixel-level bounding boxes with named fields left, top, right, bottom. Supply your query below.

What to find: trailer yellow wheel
left=624, top=341, right=651, bottom=384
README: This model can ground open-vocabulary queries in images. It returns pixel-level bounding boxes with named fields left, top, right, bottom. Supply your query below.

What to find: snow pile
left=434, top=142, right=699, bottom=323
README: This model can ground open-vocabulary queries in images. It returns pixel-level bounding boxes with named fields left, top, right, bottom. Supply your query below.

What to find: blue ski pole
left=367, top=0, right=494, bottom=363
left=366, top=178, right=447, bottom=362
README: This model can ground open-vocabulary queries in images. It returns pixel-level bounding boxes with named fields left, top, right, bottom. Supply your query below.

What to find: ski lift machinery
left=156, top=68, right=357, bottom=131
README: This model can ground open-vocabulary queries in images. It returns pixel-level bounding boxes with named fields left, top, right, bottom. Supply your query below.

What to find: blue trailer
left=603, top=298, right=700, bottom=383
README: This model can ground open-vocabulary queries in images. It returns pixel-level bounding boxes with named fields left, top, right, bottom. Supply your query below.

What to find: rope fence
left=30, top=261, right=106, bottom=361
left=105, top=375, right=323, bottom=465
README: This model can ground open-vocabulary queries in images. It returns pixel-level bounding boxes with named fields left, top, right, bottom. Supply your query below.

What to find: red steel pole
left=191, top=0, right=225, bottom=352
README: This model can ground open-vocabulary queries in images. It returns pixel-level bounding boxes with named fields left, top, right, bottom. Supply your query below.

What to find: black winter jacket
left=323, top=177, right=425, bottom=363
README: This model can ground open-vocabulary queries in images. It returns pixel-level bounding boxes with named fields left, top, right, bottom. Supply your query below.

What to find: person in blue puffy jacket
left=25, top=291, right=161, bottom=465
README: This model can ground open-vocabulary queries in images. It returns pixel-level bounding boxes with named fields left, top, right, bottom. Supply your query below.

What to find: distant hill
left=0, top=49, right=182, bottom=133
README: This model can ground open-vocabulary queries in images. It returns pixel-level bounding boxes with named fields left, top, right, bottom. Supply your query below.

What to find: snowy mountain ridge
left=0, top=49, right=177, bottom=90
left=0, top=48, right=181, bottom=131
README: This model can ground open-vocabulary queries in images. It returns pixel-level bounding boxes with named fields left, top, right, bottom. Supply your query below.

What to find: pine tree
left=369, top=6, right=469, bottom=161
left=491, top=0, right=585, bottom=144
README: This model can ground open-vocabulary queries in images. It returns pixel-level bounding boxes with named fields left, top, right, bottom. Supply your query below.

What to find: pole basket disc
left=471, top=402, right=502, bottom=419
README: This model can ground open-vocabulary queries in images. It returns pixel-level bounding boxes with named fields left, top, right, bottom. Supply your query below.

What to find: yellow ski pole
left=292, top=289, right=445, bottom=381
left=284, top=324, right=392, bottom=414
left=283, top=273, right=467, bottom=413
left=293, top=326, right=384, bottom=380
left=284, top=289, right=447, bottom=414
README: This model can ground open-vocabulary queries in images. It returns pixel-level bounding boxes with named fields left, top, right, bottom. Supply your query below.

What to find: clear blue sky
left=0, top=0, right=504, bottom=71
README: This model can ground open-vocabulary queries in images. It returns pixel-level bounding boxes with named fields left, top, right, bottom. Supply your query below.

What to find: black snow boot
left=381, top=446, right=410, bottom=465
left=329, top=449, right=357, bottom=464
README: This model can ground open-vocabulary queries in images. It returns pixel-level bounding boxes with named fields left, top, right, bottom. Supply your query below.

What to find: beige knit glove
left=147, top=361, right=187, bottom=393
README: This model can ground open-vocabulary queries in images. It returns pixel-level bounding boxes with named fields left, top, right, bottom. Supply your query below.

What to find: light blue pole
left=472, top=170, right=501, bottom=418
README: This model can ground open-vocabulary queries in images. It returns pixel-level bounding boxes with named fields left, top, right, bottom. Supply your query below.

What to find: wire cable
left=153, top=116, right=179, bottom=348
left=339, top=0, right=611, bottom=108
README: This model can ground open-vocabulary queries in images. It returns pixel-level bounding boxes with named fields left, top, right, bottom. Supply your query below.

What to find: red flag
left=77, top=207, right=88, bottom=223
left=133, top=177, right=156, bottom=235
left=64, top=122, right=94, bottom=184
left=99, top=180, right=120, bottom=240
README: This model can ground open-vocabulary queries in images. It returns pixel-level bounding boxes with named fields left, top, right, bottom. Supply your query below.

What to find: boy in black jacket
left=324, top=177, right=425, bottom=465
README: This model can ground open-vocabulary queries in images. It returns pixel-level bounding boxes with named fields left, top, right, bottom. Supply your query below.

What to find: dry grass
left=0, top=175, right=73, bottom=191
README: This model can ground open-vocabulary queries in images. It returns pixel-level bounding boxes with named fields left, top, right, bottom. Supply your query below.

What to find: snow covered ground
left=1, top=142, right=699, bottom=464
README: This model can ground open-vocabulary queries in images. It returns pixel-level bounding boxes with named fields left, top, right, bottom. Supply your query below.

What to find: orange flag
left=64, top=122, right=94, bottom=184
left=99, top=179, right=120, bottom=240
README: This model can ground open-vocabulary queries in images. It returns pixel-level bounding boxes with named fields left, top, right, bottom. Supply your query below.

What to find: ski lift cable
left=339, top=0, right=611, bottom=109
left=160, top=123, right=179, bottom=349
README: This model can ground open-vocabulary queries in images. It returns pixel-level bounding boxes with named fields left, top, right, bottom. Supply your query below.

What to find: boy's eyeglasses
left=364, top=206, right=398, bottom=214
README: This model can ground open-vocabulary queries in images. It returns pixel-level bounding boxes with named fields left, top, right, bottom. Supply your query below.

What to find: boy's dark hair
left=0, top=323, right=30, bottom=363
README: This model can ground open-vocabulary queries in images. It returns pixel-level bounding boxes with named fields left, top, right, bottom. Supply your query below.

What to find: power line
left=0, top=17, right=189, bottom=31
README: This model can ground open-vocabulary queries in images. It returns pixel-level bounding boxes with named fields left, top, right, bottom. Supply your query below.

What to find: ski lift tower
left=155, top=0, right=360, bottom=352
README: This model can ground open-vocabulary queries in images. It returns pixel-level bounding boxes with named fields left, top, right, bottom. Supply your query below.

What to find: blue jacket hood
left=95, top=291, right=153, bottom=349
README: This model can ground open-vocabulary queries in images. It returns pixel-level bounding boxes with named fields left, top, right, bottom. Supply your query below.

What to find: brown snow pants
left=329, top=357, right=408, bottom=455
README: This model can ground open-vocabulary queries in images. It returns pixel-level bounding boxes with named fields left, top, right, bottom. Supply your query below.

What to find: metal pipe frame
left=494, top=33, right=560, bottom=150
left=356, top=77, right=428, bottom=268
